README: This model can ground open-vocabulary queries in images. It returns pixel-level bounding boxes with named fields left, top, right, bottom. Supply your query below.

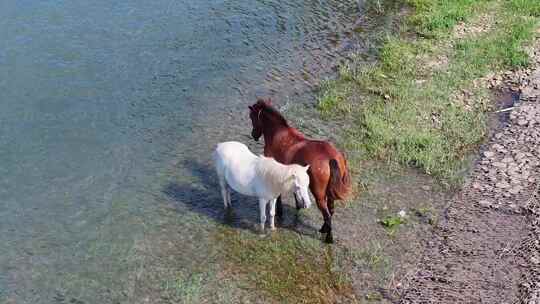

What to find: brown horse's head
left=248, top=98, right=272, bottom=141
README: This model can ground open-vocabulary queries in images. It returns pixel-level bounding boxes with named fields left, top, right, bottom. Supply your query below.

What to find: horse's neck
left=263, top=125, right=304, bottom=149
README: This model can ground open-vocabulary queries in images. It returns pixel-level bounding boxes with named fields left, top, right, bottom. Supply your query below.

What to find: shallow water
left=0, top=1, right=361, bottom=302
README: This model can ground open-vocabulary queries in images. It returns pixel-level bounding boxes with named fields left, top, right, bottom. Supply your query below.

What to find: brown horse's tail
left=327, top=159, right=351, bottom=201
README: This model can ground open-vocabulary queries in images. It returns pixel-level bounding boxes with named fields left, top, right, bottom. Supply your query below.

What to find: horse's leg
left=310, top=164, right=334, bottom=243
left=328, top=198, right=335, bottom=216
left=219, top=177, right=229, bottom=209
left=317, top=199, right=330, bottom=233
left=322, top=206, right=333, bottom=244
left=276, top=195, right=283, bottom=217
left=269, top=198, right=277, bottom=230
left=258, top=198, right=267, bottom=232
left=226, top=186, right=232, bottom=207
left=314, top=193, right=332, bottom=235
left=294, top=195, right=302, bottom=210
left=315, top=197, right=334, bottom=243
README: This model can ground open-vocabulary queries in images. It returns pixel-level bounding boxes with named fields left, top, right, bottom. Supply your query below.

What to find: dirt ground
left=398, top=39, right=540, bottom=303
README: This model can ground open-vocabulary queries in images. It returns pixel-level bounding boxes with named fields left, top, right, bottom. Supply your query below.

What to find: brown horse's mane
left=256, top=99, right=289, bottom=127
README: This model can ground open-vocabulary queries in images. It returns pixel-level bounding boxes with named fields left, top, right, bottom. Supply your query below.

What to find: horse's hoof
left=324, top=234, right=334, bottom=244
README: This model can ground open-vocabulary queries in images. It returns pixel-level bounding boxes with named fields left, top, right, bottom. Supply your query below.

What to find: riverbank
left=319, top=0, right=540, bottom=186
left=401, top=37, right=540, bottom=302
left=318, top=0, right=540, bottom=302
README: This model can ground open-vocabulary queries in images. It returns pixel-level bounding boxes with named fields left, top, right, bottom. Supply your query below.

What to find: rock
left=492, top=144, right=504, bottom=151
left=484, top=151, right=495, bottom=158
left=509, top=186, right=522, bottom=195
left=507, top=165, right=520, bottom=174
left=495, top=181, right=510, bottom=189
left=478, top=200, right=492, bottom=208
left=492, top=162, right=507, bottom=169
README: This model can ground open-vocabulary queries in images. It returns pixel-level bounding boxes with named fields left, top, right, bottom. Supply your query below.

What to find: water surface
left=0, top=1, right=361, bottom=302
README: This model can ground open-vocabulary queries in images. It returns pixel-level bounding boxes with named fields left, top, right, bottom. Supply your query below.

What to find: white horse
left=214, top=141, right=312, bottom=231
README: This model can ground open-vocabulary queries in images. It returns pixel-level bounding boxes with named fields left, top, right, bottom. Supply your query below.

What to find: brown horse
left=248, top=98, right=351, bottom=243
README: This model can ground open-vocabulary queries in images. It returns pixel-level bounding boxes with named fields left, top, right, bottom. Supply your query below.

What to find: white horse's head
left=292, top=165, right=311, bottom=209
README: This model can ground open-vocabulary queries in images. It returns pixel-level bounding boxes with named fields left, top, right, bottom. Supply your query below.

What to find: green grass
left=380, top=215, right=406, bottom=230
left=319, top=0, right=540, bottom=185
left=407, top=0, right=487, bottom=37
left=216, top=229, right=355, bottom=304
left=162, top=272, right=206, bottom=304
left=507, top=0, right=540, bottom=17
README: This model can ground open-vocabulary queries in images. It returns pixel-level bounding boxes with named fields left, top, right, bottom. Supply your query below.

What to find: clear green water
left=0, top=1, right=360, bottom=302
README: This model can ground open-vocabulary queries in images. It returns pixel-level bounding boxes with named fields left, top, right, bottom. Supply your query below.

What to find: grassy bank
left=319, top=0, right=540, bottom=185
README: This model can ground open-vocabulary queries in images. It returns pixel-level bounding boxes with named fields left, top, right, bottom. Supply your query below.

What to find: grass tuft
left=507, top=0, right=540, bottom=17
left=406, top=0, right=485, bottom=36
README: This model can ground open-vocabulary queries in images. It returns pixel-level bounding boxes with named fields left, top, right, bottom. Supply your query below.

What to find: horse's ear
left=248, top=105, right=254, bottom=111
left=304, top=165, right=310, bottom=171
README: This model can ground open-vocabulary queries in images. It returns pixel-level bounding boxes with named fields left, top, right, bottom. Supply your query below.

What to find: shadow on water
left=162, top=159, right=317, bottom=236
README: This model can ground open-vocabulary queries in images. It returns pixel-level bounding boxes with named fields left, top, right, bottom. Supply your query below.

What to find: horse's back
left=214, top=141, right=258, bottom=196
left=215, top=141, right=253, bottom=161
left=293, top=140, right=343, bottom=164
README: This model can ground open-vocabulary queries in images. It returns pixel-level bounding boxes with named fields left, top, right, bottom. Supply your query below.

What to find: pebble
left=478, top=200, right=492, bottom=208
left=496, top=182, right=510, bottom=189
left=501, top=157, right=514, bottom=163
left=509, top=186, right=522, bottom=195
left=492, top=162, right=506, bottom=168
left=484, top=151, right=495, bottom=158
left=472, top=182, right=483, bottom=190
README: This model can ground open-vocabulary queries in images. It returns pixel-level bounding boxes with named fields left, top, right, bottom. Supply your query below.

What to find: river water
left=0, top=1, right=361, bottom=302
